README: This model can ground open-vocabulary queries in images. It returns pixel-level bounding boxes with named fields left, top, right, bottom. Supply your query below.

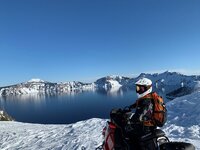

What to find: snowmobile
left=98, top=107, right=195, bottom=150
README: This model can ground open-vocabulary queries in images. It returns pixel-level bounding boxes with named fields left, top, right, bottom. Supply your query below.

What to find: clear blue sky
left=0, top=0, right=200, bottom=86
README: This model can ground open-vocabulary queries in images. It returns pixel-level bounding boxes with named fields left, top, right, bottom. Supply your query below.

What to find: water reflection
left=1, top=93, right=46, bottom=103
left=0, top=87, right=169, bottom=102
left=0, top=89, right=84, bottom=100
left=108, top=87, right=124, bottom=97
left=0, top=87, right=171, bottom=124
left=96, top=87, right=125, bottom=97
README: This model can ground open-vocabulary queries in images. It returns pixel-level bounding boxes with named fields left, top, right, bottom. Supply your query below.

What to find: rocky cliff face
left=0, top=110, right=13, bottom=121
left=0, top=79, right=95, bottom=96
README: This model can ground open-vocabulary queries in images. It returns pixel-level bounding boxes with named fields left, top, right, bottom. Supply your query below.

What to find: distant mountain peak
left=28, top=79, right=45, bottom=83
left=162, top=70, right=176, bottom=74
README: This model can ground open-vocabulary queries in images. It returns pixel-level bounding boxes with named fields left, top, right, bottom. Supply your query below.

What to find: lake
left=0, top=89, right=167, bottom=124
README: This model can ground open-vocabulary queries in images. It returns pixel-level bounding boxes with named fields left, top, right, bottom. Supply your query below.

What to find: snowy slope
left=166, top=91, right=200, bottom=126
left=0, top=118, right=106, bottom=150
left=163, top=91, right=200, bottom=149
left=1, top=92, right=200, bottom=150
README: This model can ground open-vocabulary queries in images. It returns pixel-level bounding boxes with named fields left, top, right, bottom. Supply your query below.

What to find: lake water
left=0, top=89, right=167, bottom=124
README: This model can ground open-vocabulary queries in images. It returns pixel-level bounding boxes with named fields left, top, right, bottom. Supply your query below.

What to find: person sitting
left=125, top=77, right=166, bottom=149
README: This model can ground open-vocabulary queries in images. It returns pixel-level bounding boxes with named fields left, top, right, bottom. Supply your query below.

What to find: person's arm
left=129, top=102, right=137, bottom=110
left=139, top=99, right=153, bottom=122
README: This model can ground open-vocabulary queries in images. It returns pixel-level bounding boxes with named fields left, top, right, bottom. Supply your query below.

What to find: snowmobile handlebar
left=110, top=106, right=133, bottom=116
left=110, top=107, right=130, bottom=115
left=122, top=106, right=132, bottom=113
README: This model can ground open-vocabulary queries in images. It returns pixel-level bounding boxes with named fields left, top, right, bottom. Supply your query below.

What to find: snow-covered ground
left=0, top=91, right=200, bottom=150
left=0, top=118, right=106, bottom=150
left=163, top=91, right=200, bottom=149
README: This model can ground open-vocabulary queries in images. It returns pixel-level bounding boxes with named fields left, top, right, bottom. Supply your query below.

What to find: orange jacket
left=130, top=93, right=156, bottom=126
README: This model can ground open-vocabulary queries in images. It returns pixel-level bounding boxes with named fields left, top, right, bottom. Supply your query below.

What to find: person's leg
left=114, top=127, right=128, bottom=150
left=140, top=126, right=158, bottom=150
left=126, top=124, right=143, bottom=150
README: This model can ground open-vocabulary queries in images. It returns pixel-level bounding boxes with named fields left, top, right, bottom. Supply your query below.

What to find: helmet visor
left=136, top=85, right=140, bottom=92
left=136, top=85, right=145, bottom=93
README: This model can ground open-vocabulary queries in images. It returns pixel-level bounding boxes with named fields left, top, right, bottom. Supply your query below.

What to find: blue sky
left=0, top=0, right=200, bottom=86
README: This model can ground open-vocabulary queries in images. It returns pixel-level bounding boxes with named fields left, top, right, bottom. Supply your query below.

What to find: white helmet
left=135, top=78, right=152, bottom=98
left=135, top=78, right=152, bottom=86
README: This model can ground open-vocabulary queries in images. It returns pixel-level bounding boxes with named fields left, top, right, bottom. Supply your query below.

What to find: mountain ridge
left=0, top=71, right=200, bottom=97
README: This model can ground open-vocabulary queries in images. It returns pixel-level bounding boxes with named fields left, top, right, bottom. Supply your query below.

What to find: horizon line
left=1, top=69, right=200, bottom=87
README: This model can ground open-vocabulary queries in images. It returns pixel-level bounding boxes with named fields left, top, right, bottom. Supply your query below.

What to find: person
left=125, top=77, right=163, bottom=149
left=110, top=77, right=166, bottom=149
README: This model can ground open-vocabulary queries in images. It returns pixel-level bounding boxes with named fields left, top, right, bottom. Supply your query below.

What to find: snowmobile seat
left=138, top=129, right=166, bottom=150
left=140, top=129, right=166, bottom=142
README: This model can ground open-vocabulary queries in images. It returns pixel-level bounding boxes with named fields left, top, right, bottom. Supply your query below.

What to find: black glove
left=122, top=106, right=131, bottom=113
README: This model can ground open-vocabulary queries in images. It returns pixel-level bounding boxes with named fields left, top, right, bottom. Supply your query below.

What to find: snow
left=28, top=79, right=45, bottom=83
left=135, top=71, right=199, bottom=94
left=21, top=87, right=39, bottom=94
left=163, top=124, right=200, bottom=149
left=162, top=91, right=200, bottom=149
left=107, top=80, right=122, bottom=88
left=1, top=72, right=200, bottom=149
left=1, top=71, right=200, bottom=97
left=0, top=118, right=106, bottom=150
left=1, top=92, right=200, bottom=149
left=94, top=76, right=124, bottom=91
left=166, top=91, right=200, bottom=126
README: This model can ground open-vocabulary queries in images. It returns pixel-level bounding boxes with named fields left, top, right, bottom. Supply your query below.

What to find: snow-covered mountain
left=0, top=71, right=200, bottom=98
left=127, top=71, right=200, bottom=93
left=0, top=91, right=200, bottom=150
left=95, top=75, right=130, bottom=90
left=0, top=79, right=95, bottom=96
